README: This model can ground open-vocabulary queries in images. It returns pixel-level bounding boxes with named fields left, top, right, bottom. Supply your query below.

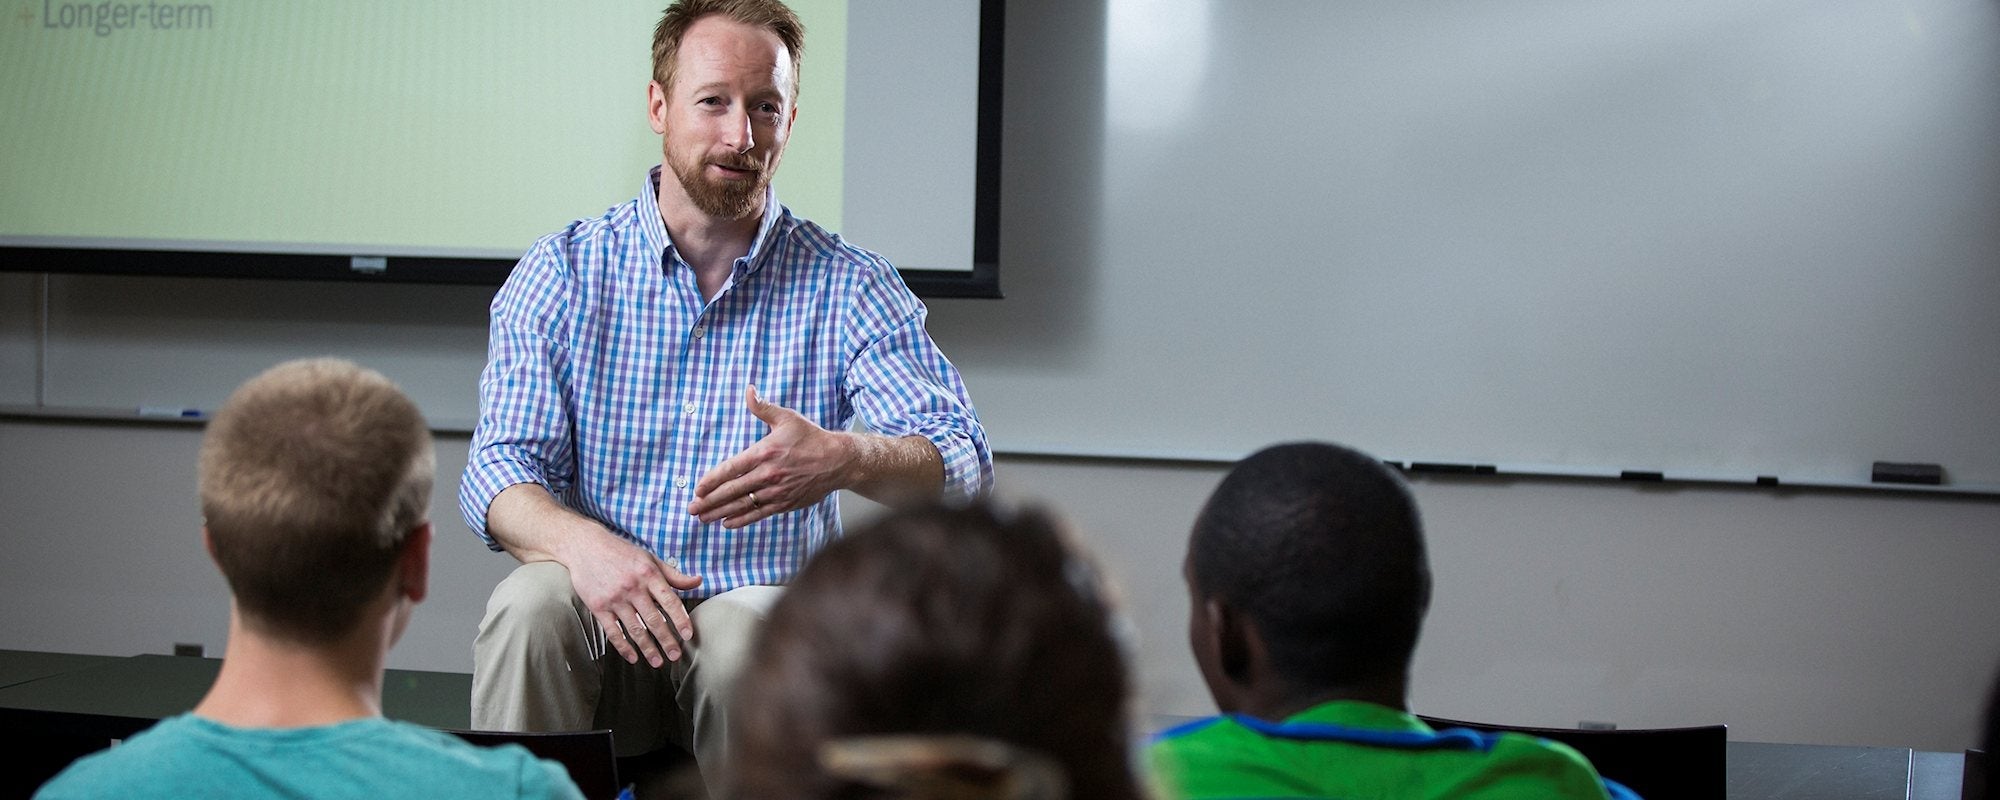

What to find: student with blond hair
left=38, top=359, right=581, bottom=800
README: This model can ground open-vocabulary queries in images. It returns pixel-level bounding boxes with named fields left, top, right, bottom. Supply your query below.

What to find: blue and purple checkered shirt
left=459, top=167, right=992, bottom=597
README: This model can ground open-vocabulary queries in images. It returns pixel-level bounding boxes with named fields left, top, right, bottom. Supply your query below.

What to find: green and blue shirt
left=1150, top=700, right=1637, bottom=800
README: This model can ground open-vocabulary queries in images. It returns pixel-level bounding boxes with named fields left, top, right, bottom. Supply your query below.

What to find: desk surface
left=0, top=653, right=471, bottom=736
left=0, top=649, right=123, bottom=690
left=1729, top=741, right=1918, bottom=800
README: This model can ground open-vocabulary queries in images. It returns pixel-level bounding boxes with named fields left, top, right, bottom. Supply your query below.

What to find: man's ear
left=1208, top=597, right=1257, bottom=685
left=397, top=522, right=432, bottom=604
left=647, top=80, right=669, bottom=135
left=201, top=526, right=218, bottom=567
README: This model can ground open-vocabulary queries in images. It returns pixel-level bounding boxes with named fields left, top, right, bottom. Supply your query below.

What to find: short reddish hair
left=652, top=0, right=806, bottom=98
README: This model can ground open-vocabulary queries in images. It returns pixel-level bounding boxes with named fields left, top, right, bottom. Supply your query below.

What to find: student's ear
left=201, top=526, right=217, bottom=565
left=397, top=522, right=431, bottom=604
left=1208, top=597, right=1256, bottom=686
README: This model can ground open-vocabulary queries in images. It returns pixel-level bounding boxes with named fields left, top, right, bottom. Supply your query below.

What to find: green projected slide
left=1, top=0, right=845, bottom=259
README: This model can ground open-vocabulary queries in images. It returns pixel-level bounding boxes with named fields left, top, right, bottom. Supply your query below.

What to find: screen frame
left=0, top=0, right=1003, bottom=299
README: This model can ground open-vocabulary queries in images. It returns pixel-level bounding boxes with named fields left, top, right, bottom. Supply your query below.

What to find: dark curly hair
left=726, top=502, right=1144, bottom=800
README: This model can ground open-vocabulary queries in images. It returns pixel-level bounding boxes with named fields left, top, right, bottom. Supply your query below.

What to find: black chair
left=12, top=733, right=109, bottom=798
left=1417, top=714, right=1726, bottom=800
left=449, top=728, right=621, bottom=799
left=1965, top=748, right=1987, bottom=800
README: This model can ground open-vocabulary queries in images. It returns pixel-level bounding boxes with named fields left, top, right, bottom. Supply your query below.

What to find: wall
left=4, top=0, right=2000, bottom=754
left=3, top=419, right=1997, bottom=751
left=931, top=0, right=2000, bottom=487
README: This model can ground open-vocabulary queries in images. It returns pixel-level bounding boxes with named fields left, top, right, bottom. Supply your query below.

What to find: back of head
left=198, top=358, right=433, bottom=643
left=728, top=502, right=1142, bottom=800
left=1189, top=441, right=1431, bottom=690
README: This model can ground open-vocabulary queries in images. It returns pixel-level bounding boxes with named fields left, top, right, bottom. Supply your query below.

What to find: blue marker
left=137, top=406, right=204, bottom=418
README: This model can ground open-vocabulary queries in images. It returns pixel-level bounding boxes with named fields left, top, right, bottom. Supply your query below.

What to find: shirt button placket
left=678, top=319, right=705, bottom=494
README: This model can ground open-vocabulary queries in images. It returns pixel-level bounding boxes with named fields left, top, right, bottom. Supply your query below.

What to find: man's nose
left=722, top=107, right=755, bottom=154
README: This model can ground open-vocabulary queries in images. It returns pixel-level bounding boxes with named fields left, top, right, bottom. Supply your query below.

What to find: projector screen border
left=0, top=0, right=1006, bottom=300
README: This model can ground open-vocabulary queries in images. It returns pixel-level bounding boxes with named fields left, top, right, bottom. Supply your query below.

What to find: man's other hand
left=689, top=385, right=852, bottom=529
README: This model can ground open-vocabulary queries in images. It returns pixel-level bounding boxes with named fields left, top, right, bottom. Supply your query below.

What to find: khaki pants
left=471, top=562, right=780, bottom=789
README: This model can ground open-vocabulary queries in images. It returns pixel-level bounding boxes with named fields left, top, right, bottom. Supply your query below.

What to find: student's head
left=728, top=501, right=1144, bottom=800
left=1185, top=441, right=1431, bottom=711
left=648, top=0, right=804, bottom=221
left=198, top=358, right=434, bottom=645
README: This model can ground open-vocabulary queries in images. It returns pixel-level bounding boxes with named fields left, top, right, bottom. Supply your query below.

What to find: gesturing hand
left=689, top=385, right=853, bottom=529
left=566, top=529, right=703, bottom=668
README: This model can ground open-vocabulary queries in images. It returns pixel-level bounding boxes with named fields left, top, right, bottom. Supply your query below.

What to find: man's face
left=648, top=15, right=797, bottom=221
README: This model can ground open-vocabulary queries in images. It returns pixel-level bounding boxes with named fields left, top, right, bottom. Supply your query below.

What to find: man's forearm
left=843, top=433, right=946, bottom=505
left=486, top=482, right=608, bottom=565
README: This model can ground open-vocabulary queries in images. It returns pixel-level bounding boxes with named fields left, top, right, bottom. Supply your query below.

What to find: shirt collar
left=1280, top=700, right=1432, bottom=733
left=641, top=165, right=789, bottom=279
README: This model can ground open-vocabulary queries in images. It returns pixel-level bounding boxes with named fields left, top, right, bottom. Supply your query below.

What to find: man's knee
left=678, top=585, right=785, bottom=772
left=478, top=561, right=584, bottom=649
left=473, top=562, right=602, bottom=733
left=688, top=585, right=783, bottom=679
left=679, top=584, right=784, bottom=723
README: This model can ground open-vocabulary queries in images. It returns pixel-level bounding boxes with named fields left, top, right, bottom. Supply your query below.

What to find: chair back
left=1417, top=714, right=1725, bottom=800
left=1966, top=748, right=1988, bottom=800
left=449, top=728, right=620, bottom=799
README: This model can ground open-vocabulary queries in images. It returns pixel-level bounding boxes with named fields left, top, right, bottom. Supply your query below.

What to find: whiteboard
left=6, top=0, right=1999, bottom=490
left=932, top=0, right=2000, bottom=487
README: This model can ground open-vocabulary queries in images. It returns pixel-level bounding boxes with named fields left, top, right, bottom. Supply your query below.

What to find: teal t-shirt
left=35, top=714, right=588, bottom=800
left=1149, top=700, right=1632, bottom=800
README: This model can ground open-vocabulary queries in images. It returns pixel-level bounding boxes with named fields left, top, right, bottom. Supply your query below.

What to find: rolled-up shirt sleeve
left=842, top=266, right=994, bottom=501
left=458, top=242, right=578, bottom=550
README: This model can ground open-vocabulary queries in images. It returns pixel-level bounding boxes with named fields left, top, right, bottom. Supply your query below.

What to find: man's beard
left=670, top=150, right=770, bottom=220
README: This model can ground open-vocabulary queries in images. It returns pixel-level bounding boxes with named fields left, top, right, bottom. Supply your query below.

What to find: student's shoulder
left=1477, top=732, right=1619, bottom=799
left=372, top=721, right=587, bottom=800
left=1147, top=717, right=1303, bottom=798
left=33, top=716, right=206, bottom=798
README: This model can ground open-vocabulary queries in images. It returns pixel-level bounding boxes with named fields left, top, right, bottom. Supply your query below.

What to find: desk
left=0, top=654, right=471, bottom=741
left=0, top=649, right=122, bottom=690
left=1732, top=741, right=1907, bottom=799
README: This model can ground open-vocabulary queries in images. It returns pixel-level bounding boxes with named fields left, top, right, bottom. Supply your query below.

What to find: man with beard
left=457, top=0, right=993, bottom=792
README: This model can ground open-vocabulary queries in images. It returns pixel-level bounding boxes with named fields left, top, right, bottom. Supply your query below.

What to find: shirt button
left=666, top=557, right=680, bottom=569
left=683, top=402, right=696, bottom=415
left=692, top=325, right=705, bottom=340
left=674, top=478, right=688, bottom=489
